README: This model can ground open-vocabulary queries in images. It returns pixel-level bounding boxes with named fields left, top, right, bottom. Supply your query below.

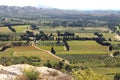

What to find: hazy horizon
left=0, top=0, right=120, bottom=10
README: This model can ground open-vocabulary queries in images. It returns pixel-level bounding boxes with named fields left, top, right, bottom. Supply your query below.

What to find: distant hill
left=0, top=5, right=120, bottom=27
left=0, top=5, right=120, bottom=17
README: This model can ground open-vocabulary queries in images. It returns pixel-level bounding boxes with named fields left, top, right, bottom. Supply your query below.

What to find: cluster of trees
left=94, top=32, right=111, bottom=46
left=57, top=31, right=75, bottom=36
left=30, top=24, right=38, bottom=30
left=0, top=45, right=10, bottom=51
left=0, top=33, right=22, bottom=41
left=11, top=41, right=30, bottom=47
left=44, top=60, right=71, bottom=72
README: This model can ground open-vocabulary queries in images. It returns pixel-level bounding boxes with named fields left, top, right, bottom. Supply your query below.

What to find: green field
left=12, top=25, right=29, bottom=32
left=75, top=33, right=97, bottom=38
left=102, top=33, right=117, bottom=41
left=0, top=25, right=120, bottom=79
left=0, top=46, right=60, bottom=64
left=37, top=41, right=109, bottom=54
left=37, top=26, right=108, bottom=33
left=60, top=41, right=109, bottom=54
left=0, top=27, right=12, bottom=33
left=93, top=67, right=120, bottom=80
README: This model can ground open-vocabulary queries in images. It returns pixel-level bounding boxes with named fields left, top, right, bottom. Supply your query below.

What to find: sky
left=0, top=0, right=120, bottom=10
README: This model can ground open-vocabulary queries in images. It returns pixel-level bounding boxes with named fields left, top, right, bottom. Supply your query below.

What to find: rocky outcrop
left=0, top=64, right=72, bottom=80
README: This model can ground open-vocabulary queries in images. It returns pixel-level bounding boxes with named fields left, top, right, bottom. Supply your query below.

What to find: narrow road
left=32, top=44, right=69, bottom=64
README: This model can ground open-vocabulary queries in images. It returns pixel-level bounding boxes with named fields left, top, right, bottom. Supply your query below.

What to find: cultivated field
left=12, top=25, right=29, bottom=33
left=75, top=32, right=97, bottom=38
left=0, top=46, right=60, bottom=64
left=0, top=27, right=12, bottom=33
left=37, top=40, right=109, bottom=54
left=93, top=67, right=120, bottom=80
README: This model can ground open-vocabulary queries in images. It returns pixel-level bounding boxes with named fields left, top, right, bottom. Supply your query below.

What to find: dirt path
left=114, top=35, right=120, bottom=41
left=32, top=45, right=69, bottom=64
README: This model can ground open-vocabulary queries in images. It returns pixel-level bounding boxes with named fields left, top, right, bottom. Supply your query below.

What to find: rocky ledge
left=0, top=64, right=72, bottom=80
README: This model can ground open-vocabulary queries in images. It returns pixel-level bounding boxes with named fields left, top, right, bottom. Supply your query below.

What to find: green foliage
left=112, top=44, right=120, bottom=50
left=73, top=68, right=108, bottom=80
left=51, top=47, right=56, bottom=54
left=53, top=61, right=64, bottom=70
left=0, top=56, right=41, bottom=66
left=113, top=51, right=120, bottom=56
left=64, top=64, right=72, bottom=72
left=23, top=66, right=39, bottom=80
left=44, top=60, right=52, bottom=68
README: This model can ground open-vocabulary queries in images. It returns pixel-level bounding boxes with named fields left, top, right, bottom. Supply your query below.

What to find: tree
left=50, top=47, right=56, bottom=54
left=56, top=38, right=60, bottom=44
left=109, top=45, right=112, bottom=51
left=30, top=24, right=38, bottom=30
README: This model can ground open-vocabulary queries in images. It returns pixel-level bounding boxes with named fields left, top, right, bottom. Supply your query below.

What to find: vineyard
left=57, top=41, right=109, bottom=54
left=36, top=41, right=109, bottom=54
left=57, top=54, right=120, bottom=67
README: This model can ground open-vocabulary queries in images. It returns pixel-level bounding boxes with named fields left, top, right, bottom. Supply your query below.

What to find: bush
left=72, top=68, right=108, bottom=80
left=23, top=66, right=40, bottom=80
left=44, top=60, right=52, bottom=68
left=64, top=64, right=72, bottom=72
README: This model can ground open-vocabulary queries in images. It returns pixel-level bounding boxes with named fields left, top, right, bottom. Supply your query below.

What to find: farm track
left=32, top=44, right=70, bottom=64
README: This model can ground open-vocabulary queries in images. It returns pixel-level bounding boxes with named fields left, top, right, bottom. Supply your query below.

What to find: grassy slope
left=0, top=46, right=60, bottom=64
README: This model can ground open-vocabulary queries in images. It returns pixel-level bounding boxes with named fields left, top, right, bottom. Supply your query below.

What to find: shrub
left=44, top=61, right=52, bottom=68
left=64, top=64, right=72, bottom=72
left=72, top=68, right=108, bottom=80
left=23, top=66, right=40, bottom=80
